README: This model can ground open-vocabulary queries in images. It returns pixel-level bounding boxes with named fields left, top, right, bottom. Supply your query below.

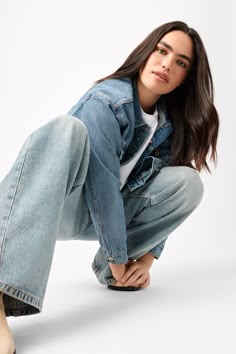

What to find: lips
left=153, top=71, right=169, bottom=83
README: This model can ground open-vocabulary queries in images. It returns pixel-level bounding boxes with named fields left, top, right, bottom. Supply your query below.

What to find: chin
left=149, top=87, right=168, bottom=97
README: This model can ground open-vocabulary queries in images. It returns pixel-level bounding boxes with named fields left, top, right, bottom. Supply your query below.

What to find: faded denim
left=68, top=78, right=173, bottom=264
left=0, top=79, right=204, bottom=317
left=91, top=166, right=204, bottom=285
left=0, top=116, right=90, bottom=316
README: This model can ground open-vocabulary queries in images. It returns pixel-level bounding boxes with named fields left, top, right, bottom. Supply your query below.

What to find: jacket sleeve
left=70, top=96, right=128, bottom=264
left=149, top=238, right=167, bottom=259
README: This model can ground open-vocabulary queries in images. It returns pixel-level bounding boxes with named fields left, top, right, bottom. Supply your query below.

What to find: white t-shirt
left=120, top=107, right=158, bottom=189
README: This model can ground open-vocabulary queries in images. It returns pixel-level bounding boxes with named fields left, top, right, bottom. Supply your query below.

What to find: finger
left=124, top=271, right=145, bottom=286
left=121, top=264, right=138, bottom=283
left=135, top=274, right=148, bottom=286
left=123, top=272, right=139, bottom=286
left=140, top=275, right=150, bottom=288
left=128, top=271, right=150, bottom=287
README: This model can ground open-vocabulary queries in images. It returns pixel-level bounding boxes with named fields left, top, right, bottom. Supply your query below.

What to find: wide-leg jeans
left=0, top=115, right=204, bottom=316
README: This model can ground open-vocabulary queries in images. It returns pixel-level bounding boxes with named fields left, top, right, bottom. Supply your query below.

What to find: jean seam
left=0, top=279, right=42, bottom=303
left=0, top=280, right=42, bottom=315
left=0, top=134, right=33, bottom=261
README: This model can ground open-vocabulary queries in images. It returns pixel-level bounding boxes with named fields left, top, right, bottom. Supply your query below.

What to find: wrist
left=137, top=252, right=155, bottom=270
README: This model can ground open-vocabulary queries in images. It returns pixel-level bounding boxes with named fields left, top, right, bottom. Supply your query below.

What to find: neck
left=137, top=78, right=160, bottom=114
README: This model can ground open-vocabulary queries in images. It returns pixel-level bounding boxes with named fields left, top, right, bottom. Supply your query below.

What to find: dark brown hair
left=96, top=21, right=219, bottom=172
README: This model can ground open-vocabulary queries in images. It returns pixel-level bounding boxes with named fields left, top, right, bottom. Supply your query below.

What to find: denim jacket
left=68, top=78, right=173, bottom=264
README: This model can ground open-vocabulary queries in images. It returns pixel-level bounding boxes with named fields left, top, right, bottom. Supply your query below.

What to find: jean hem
left=91, top=262, right=116, bottom=286
left=0, top=281, right=42, bottom=317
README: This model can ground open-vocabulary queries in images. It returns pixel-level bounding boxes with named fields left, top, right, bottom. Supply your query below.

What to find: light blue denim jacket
left=68, top=78, right=173, bottom=264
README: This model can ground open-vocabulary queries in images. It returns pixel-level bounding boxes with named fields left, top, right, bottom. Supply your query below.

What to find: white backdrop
left=0, top=1, right=235, bottom=353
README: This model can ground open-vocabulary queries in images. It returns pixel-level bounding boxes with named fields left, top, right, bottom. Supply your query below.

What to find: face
left=138, top=30, right=193, bottom=107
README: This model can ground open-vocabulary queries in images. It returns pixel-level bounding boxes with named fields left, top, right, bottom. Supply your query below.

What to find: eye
left=177, top=60, right=187, bottom=68
left=156, top=47, right=166, bottom=55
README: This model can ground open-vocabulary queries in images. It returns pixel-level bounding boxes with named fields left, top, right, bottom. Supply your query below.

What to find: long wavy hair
left=96, top=21, right=219, bottom=172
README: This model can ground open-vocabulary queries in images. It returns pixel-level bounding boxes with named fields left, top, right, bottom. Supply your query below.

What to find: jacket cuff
left=149, top=243, right=165, bottom=259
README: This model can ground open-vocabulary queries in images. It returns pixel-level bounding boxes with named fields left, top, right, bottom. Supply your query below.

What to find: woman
left=0, top=20, right=219, bottom=354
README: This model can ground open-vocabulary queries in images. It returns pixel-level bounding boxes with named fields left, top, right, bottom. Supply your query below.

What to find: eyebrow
left=159, top=40, right=192, bottom=64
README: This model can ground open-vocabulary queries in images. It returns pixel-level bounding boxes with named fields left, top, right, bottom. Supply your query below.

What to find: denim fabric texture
left=0, top=78, right=204, bottom=316
left=68, top=78, right=173, bottom=264
left=90, top=166, right=204, bottom=285
left=0, top=116, right=90, bottom=316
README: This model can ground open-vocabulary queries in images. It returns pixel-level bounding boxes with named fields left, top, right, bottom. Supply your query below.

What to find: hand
left=109, top=263, right=127, bottom=282
left=121, top=260, right=150, bottom=288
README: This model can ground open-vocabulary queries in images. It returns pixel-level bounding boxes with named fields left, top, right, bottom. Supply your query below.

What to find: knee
left=176, top=167, right=204, bottom=211
left=52, top=115, right=88, bottom=139
left=38, top=115, right=89, bottom=150
left=33, top=115, right=89, bottom=158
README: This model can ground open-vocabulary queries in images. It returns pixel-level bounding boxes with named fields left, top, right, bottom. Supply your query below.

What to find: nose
left=161, top=56, right=173, bottom=71
left=162, top=60, right=170, bottom=71
left=162, top=63, right=170, bottom=71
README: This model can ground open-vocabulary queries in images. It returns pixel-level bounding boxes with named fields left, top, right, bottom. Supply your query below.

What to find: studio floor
left=8, top=238, right=235, bottom=354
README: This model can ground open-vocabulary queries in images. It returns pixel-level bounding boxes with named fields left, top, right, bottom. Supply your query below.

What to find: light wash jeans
left=0, top=116, right=204, bottom=317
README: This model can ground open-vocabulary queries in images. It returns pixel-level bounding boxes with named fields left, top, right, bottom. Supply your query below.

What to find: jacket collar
left=132, top=78, right=169, bottom=128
